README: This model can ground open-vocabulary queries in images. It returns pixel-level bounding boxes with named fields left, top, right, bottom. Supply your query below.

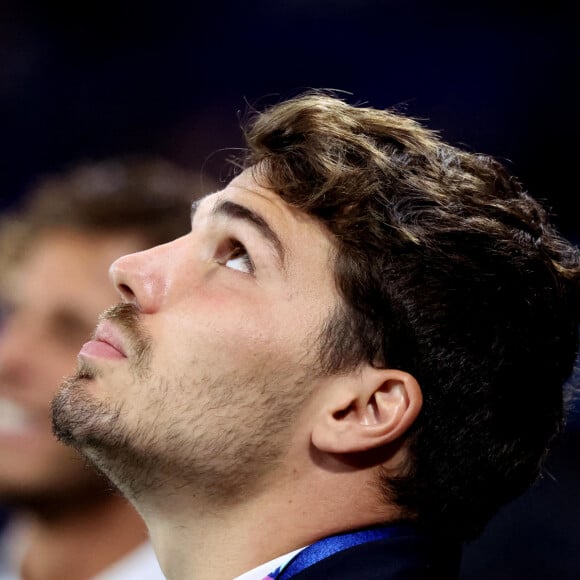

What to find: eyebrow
left=191, top=199, right=286, bottom=266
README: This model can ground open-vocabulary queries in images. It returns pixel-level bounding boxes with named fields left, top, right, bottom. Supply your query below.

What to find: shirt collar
left=233, top=546, right=307, bottom=580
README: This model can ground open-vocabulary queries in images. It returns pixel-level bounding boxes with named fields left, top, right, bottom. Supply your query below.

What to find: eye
left=220, top=239, right=254, bottom=274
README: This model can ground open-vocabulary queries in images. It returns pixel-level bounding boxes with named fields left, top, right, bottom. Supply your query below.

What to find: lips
left=79, top=319, right=127, bottom=360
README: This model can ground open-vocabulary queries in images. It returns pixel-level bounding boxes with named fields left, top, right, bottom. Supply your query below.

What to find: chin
left=51, top=373, right=120, bottom=448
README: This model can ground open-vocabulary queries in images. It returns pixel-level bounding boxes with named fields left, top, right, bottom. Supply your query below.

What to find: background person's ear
left=311, top=368, right=422, bottom=454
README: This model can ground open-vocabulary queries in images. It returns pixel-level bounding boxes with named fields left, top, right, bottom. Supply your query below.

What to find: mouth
left=79, top=319, right=128, bottom=360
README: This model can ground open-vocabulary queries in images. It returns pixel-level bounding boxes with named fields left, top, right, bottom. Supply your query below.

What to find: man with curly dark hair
left=52, top=93, right=580, bottom=579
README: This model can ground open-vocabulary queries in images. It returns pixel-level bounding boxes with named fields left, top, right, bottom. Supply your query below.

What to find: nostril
left=118, top=283, right=136, bottom=301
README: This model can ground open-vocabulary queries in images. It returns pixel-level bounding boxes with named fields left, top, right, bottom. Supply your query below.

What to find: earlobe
left=312, top=368, right=422, bottom=454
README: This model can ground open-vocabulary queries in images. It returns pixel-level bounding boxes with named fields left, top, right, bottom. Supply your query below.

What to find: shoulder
left=283, top=533, right=461, bottom=580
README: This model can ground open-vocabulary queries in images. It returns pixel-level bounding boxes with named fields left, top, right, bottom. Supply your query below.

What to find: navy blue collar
left=275, top=523, right=418, bottom=579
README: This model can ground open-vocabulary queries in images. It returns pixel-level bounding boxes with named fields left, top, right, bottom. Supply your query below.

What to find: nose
left=109, top=240, right=175, bottom=313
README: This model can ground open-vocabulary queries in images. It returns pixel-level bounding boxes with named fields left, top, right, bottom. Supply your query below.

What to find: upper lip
left=93, top=320, right=128, bottom=357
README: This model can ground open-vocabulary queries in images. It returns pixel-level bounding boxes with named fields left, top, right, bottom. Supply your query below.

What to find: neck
left=142, top=465, right=399, bottom=580
left=14, top=492, right=150, bottom=580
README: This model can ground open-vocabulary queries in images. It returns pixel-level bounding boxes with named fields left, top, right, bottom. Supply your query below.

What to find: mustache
left=97, top=302, right=141, bottom=331
left=95, top=303, right=151, bottom=368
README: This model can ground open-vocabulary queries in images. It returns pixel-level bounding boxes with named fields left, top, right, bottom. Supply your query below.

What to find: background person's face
left=53, top=171, right=340, bottom=501
left=0, top=228, right=145, bottom=503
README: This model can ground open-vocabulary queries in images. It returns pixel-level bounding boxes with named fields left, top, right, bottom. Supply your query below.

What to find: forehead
left=196, top=169, right=329, bottom=239
left=3, top=228, right=143, bottom=311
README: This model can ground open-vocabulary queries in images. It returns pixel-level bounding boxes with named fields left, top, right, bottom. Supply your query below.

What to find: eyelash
left=220, top=239, right=255, bottom=275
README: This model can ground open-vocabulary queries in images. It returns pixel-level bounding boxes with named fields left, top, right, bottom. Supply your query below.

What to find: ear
left=311, top=367, right=422, bottom=454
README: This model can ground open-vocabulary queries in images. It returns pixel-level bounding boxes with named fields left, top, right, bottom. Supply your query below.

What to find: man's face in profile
left=52, top=170, right=341, bottom=499
left=0, top=228, right=144, bottom=503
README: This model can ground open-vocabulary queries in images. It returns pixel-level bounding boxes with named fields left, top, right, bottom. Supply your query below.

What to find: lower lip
left=79, top=340, right=126, bottom=360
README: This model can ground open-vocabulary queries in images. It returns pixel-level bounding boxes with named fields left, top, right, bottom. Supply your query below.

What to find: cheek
left=159, top=302, right=306, bottom=374
left=155, top=277, right=334, bottom=376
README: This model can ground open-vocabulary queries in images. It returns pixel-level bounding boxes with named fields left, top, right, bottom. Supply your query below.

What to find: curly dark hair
left=240, top=91, right=580, bottom=541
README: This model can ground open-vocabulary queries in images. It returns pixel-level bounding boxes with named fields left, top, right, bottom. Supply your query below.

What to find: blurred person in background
left=0, top=157, right=215, bottom=579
